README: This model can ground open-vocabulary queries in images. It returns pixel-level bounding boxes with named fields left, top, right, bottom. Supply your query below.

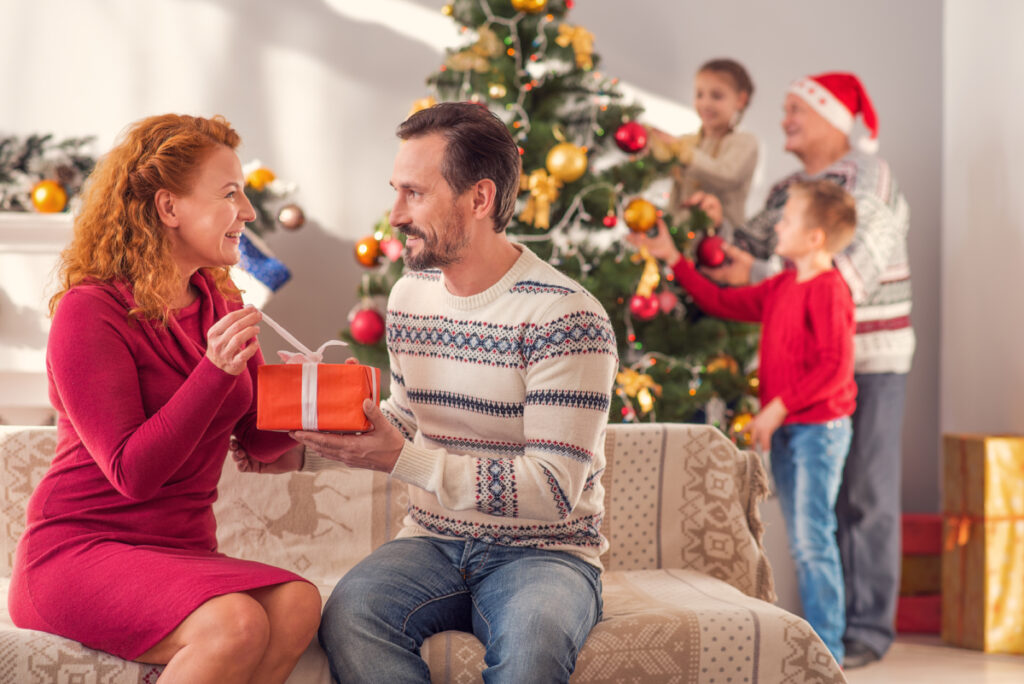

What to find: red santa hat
left=788, top=72, right=879, bottom=153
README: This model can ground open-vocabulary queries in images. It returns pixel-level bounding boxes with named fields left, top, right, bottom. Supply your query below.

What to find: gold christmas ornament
left=409, top=96, right=437, bottom=117
left=488, top=82, right=508, bottom=99
left=555, top=24, right=595, bottom=70
left=354, top=235, right=381, bottom=268
left=623, top=198, right=657, bottom=233
left=747, top=369, right=760, bottom=395
left=545, top=142, right=588, bottom=183
left=706, top=354, right=740, bottom=374
left=245, top=167, right=275, bottom=191
left=511, top=0, right=547, bottom=13
left=30, top=180, right=68, bottom=213
left=616, top=368, right=662, bottom=414
left=730, top=412, right=754, bottom=447
left=441, top=3, right=453, bottom=16
left=277, top=203, right=305, bottom=231
left=634, top=247, right=661, bottom=297
left=519, top=169, right=561, bottom=229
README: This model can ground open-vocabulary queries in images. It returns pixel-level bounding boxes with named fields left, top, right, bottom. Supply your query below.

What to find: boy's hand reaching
left=744, top=397, right=788, bottom=452
left=625, top=219, right=682, bottom=266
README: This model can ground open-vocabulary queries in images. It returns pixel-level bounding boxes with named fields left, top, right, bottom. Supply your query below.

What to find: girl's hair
left=50, top=114, right=242, bottom=324
left=699, top=58, right=755, bottom=125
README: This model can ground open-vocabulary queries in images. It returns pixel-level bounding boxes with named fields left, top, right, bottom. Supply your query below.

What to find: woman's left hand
left=231, top=438, right=305, bottom=474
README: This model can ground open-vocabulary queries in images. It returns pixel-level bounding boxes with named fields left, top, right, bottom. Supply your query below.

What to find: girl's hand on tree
left=744, top=397, right=788, bottom=452
left=625, top=219, right=682, bottom=267
left=206, top=306, right=262, bottom=375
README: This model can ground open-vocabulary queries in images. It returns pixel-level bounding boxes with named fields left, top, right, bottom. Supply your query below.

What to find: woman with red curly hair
left=8, top=114, right=321, bottom=683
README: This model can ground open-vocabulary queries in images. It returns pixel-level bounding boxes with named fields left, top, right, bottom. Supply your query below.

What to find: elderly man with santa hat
left=692, top=72, right=914, bottom=670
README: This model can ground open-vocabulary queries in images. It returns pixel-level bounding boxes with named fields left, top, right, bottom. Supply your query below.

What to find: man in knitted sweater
left=291, top=102, right=618, bottom=683
left=692, top=73, right=914, bottom=669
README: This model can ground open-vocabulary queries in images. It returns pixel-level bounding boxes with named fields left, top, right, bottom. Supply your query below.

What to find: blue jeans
left=318, top=536, right=603, bottom=684
left=836, top=372, right=907, bottom=657
left=770, top=418, right=852, bottom=664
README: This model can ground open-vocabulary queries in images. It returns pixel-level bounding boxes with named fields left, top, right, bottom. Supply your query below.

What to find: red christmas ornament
left=657, top=290, right=679, bottom=313
left=629, top=294, right=659, bottom=321
left=602, top=213, right=617, bottom=228
left=614, top=121, right=648, bottom=153
left=697, top=235, right=726, bottom=268
left=350, top=308, right=385, bottom=345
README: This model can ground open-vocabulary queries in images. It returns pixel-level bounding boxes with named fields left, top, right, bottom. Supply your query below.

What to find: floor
left=843, top=635, right=1024, bottom=683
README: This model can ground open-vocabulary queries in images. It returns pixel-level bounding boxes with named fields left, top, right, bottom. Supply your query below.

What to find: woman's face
left=166, top=144, right=255, bottom=276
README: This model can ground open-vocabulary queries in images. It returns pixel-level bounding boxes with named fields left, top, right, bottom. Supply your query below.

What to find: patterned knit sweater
left=734, top=151, right=915, bottom=374
left=317, top=246, right=618, bottom=567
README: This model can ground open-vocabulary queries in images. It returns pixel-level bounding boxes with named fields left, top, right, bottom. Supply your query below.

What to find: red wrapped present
left=900, top=513, right=943, bottom=598
left=897, top=594, right=942, bottom=634
left=255, top=313, right=381, bottom=433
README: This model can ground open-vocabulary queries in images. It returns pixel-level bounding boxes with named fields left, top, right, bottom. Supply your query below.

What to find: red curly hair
left=50, top=113, right=243, bottom=324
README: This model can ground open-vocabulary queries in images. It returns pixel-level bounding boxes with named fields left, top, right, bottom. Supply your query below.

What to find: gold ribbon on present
left=446, top=25, right=503, bottom=73
left=555, top=24, right=595, bottom=70
left=519, top=168, right=561, bottom=229
left=632, top=246, right=661, bottom=297
left=616, top=367, right=662, bottom=414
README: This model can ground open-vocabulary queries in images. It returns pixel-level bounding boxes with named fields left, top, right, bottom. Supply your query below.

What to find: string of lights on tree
left=341, top=0, right=761, bottom=440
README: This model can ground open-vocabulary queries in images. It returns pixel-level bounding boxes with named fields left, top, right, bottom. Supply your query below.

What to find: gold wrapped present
left=941, top=434, right=1024, bottom=653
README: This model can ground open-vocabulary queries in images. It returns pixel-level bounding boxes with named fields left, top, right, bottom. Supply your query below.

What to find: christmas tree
left=341, top=0, right=760, bottom=437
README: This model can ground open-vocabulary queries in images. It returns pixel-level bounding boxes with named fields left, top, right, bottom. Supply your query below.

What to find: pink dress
left=9, top=271, right=306, bottom=660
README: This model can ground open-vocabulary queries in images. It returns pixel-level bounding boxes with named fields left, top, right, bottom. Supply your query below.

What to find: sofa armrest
left=0, top=426, right=57, bottom=577
left=600, top=423, right=775, bottom=602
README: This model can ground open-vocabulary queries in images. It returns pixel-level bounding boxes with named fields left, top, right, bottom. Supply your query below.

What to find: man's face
left=781, top=93, right=843, bottom=158
left=389, top=133, right=471, bottom=271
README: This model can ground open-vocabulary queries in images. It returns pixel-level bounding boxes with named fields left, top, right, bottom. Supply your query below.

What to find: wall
left=0, top=0, right=943, bottom=515
left=942, top=0, right=1024, bottom=436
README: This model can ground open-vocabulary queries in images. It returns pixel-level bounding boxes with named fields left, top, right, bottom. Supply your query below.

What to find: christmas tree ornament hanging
left=628, top=293, right=660, bottom=321
left=447, top=25, right=502, bottom=73
left=657, top=290, right=679, bottom=313
left=729, top=412, right=754, bottom=447
left=706, top=353, right=739, bottom=374
left=602, top=213, right=617, bottom=228
left=633, top=247, right=661, bottom=297
left=623, top=197, right=658, bottom=233
left=276, top=203, right=305, bottom=230
left=555, top=24, right=595, bottom=70
left=697, top=234, right=727, bottom=267
left=519, top=168, right=561, bottom=229
left=614, top=121, right=648, bottom=153
left=380, top=237, right=404, bottom=262
left=616, top=367, right=662, bottom=414
left=441, top=3, right=453, bottom=15
left=349, top=307, right=386, bottom=346
left=245, top=167, right=275, bottom=191
left=354, top=235, right=381, bottom=267
left=746, top=369, right=760, bottom=395
left=545, top=142, right=588, bottom=183
left=409, top=96, right=437, bottom=117
left=30, top=180, right=67, bottom=213
left=488, top=82, right=508, bottom=99
left=511, top=0, right=547, bottom=13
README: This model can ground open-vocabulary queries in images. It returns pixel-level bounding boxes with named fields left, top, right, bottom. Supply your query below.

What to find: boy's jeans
left=318, top=536, right=603, bottom=683
left=770, top=417, right=852, bottom=664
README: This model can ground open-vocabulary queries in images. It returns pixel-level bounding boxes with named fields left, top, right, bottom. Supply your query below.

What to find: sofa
left=0, top=422, right=846, bottom=683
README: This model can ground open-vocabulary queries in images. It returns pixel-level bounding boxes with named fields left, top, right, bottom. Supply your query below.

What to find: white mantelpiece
left=0, top=212, right=71, bottom=424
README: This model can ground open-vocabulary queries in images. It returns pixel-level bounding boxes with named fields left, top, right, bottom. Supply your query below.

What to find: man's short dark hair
left=397, top=102, right=521, bottom=232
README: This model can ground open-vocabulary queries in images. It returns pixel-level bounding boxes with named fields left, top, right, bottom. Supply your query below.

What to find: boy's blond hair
left=789, top=179, right=857, bottom=254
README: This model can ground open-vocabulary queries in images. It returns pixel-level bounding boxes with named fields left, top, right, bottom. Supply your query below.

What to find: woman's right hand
left=206, top=306, right=262, bottom=375
left=685, top=191, right=724, bottom=228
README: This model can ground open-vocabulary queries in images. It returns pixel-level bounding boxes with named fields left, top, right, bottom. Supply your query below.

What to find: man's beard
left=401, top=207, right=469, bottom=271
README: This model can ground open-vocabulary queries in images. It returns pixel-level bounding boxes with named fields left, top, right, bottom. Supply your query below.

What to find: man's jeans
left=770, top=417, right=852, bottom=663
left=318, top=536, right=603, bottom=684
left=836, top=372, right=907, bottom=657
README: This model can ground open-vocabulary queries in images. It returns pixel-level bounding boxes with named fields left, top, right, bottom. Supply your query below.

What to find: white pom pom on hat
left=788, top=72, right=879, bottom=153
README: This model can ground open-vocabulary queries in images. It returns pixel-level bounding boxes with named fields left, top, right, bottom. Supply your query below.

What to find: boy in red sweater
left=629, top=179, right=857, bottom=664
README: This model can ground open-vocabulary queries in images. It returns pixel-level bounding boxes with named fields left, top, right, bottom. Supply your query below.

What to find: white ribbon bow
left=260, top=311, right=349, bottom=430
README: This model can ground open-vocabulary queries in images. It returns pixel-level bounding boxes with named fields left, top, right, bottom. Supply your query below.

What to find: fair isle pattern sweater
left=352, top=247, right=616, bottom=567
left=734, top=151, right=915, bottom=374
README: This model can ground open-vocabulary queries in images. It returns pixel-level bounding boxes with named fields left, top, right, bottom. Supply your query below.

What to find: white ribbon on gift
left=259, top=311, right=349, bottom=431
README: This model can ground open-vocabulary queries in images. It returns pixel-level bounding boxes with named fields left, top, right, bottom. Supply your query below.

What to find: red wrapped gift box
left=257, top=363, right=381, bottom=433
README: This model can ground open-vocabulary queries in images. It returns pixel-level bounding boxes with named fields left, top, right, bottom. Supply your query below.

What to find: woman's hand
left=206, top=306, right=262, bottom=375
left=231, top=438, right=305, bottom=474
left=625, top=219, right=682, bottom=266
left=685, top=191, right=724, bottom=228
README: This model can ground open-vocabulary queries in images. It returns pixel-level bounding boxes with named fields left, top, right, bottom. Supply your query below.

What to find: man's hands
left=207, top=306, right=261, bottom=375
left=290, top=399, right=406, bottom=474
left=743, top=397, right=788, bottom=452
left=231, top=439, right=305, bottom=474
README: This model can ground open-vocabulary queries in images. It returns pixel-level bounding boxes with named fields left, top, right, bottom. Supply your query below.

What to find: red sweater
left=672, top=257, right=856, bottom=424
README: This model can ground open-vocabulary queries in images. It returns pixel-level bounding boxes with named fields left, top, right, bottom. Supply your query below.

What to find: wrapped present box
left=900, top=513, right=943, bottom=596
left=941, top=434, right=1024, bottom=653
left=258, top=363, right=381, bottom=433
